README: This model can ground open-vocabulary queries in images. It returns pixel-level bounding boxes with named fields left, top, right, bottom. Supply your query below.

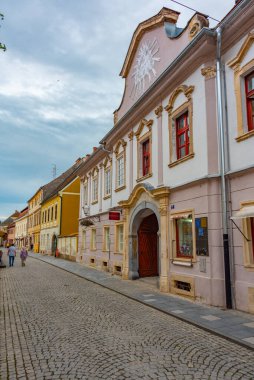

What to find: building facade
left=78, top=1, right=254, bottom=313
left=40, top=160, right=83, bottom=259
left=27, top=189, right=42, bottom=252
left=14, top=207, right=28, bottom=249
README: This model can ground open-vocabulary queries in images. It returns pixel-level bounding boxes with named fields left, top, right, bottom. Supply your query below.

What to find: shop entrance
left=138, top=213, right=159, bottom=277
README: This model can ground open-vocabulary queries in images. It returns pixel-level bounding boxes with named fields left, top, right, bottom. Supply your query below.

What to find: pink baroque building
left=77, top=1, right=254, bottom=313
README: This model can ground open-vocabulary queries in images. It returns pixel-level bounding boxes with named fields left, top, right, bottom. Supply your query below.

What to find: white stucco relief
left=131, top=38, right=160, bottom=99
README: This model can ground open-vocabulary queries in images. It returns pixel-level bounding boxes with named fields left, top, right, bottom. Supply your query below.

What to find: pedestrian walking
left=0, top=249, right=3, bottom=265
left=7, top=243, right=16, bottom=267
left=20, top=247, right=28, bottom=267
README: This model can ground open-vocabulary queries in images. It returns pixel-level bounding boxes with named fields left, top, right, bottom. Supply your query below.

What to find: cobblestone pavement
left=1, top=258, right=254, bottom=380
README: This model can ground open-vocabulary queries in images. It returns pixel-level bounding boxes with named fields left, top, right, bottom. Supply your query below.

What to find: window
left=171, top=211, right=195, bottom=261
left=51, top=207, right=54, bottom=221
left=117, top=155, right=124, bottom=188
left=135, top=119, right=153, bottom=181
left=47, top=209, right=50, bottom=222
left=91, top=229, right=96, bottom=250
left=176, top=112, right=189, bottom=159
left=166, top=84, right=194, bottom=166
left=142, top=139, right=150, bottom=176
left=175, top=217, right=193, bottom=258
left=103, top=226, right=110, bottom=251
left=55, top=204, right=57, bottom=220
left=245, top=71, right=254, bottom=131
left=115, top=224, right=124, bottom=253
left=92, top=176, right=98, bottom=203
left=104, top=168, right=111, bottom=197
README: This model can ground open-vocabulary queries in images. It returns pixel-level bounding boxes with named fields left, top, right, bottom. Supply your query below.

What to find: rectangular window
left=47, top=209, right=50, bottom=222
left=176, top=112, right=189, bottom=159
left=117, top=155, right=124, bottom=188
left=175, top=216, right=193, bottom=258
left=104, top=168, right=111, bottom=196
left=92, top=177, right=98, bottom=202
left=51, top=207, right=54, bottom=221
left=104, top=226, right=110, bottom=251
left=116, top=224, right=124, bottom=253
left=142, top=139, right=150, bottom=176
left=91, top=229, right=96, bottom=250
left=245, top=71, right=254, bottom=131
left=55, top=205, right=57, bottom=220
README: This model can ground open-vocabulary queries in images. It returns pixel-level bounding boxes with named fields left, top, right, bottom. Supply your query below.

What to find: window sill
left=103, top=194, right=111, bottom=200
left=90, top=248, right=97, bottom=251
left=244, top=264, right=254, bottom=271
left=102, top=249, right=110, bottom=253
left=91, top=200, right=98, bottom=205
left=235, top=129, right=254, bottom=142
left=114, top=251, right=123, bottom=255
left=136, top=173, right=153, bottom=183
left=115, top=185, right=126, bottom=193
left=169, top=152, right=195, bottom=168
left=172, top=260, right=193, bottom=267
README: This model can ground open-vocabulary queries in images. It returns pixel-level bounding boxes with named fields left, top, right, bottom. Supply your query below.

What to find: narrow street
left=1, top=258, right=254, bottom=380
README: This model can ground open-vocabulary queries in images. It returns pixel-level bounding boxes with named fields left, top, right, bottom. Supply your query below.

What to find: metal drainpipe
left=216, top=27, right=232, bottom=309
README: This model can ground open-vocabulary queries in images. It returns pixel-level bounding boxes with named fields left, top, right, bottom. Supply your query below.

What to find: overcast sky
left=0, top=0, right=235, bottom=220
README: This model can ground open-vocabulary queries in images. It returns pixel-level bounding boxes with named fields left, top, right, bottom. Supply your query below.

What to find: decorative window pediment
left=228, top=32, right=254, bottom=70
left=103, top=156, right=112, bottom=168
left=165, top=85, right=194, bottom=115
left=135, top=119, right=153, bottom=140
left=114, top=139, right=127, bottom=155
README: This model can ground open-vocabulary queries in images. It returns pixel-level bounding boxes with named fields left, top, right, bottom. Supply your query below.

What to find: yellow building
left=27, top=189, right=43, bottom=252
left=39, top=159, right=84, bottom=259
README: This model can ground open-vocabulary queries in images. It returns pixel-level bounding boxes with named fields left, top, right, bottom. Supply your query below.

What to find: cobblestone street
left=0, top=258, right=254, bottom=380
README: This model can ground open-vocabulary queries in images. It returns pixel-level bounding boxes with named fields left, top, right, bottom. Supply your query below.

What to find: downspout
left=216, top=27, right=232, bottom=309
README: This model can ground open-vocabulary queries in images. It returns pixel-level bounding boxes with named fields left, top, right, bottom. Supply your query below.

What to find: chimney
left=93, top=147, right=97, bottom=153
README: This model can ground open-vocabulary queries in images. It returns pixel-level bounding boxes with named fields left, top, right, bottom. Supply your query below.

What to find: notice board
left=195, top=217, right=209, bottom=256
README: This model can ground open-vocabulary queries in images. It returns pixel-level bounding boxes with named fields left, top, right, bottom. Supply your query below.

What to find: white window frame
left=115, top=223, right=124, bottom=253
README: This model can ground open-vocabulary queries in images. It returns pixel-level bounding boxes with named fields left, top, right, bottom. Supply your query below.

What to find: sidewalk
left=28, top=252, right=254, bottom=350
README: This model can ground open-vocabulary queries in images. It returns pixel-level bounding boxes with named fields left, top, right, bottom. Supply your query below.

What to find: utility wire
left=168, top=0, right=220, bottom=22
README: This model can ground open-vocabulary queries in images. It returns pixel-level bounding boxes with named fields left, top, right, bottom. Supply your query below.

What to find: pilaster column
left=122, top=207, right=130, bottom=280
left=99, top=163, right=103, bottom=212
left=128, top=131, right=134, bottom=192
left=158, top=196, right=170, bottom=292
left=155, top=105, right=163, bottom=186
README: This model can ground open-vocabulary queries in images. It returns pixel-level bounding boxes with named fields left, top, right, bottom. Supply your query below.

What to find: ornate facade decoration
left=188, top=13, right=209, bottom=40
left=155, top=105, right=163, bottom=118
left=201, top=66, right=216, bottom=79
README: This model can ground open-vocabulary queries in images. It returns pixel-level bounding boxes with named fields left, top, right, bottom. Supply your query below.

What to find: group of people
left=0, top=244, right=28, bottom=267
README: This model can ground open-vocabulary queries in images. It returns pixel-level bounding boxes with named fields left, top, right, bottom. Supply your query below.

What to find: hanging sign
left=109, top=211, right=121, bottom=221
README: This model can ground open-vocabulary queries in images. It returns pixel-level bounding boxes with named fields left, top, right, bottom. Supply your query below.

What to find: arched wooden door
left=138, top=214, right=159, bottom=277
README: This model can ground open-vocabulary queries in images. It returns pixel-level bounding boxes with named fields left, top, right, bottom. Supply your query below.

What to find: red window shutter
left=142, top=140, right=150, bottom=176
left=176, top=112, right=189, bottom=159
left=245, top=72, right=254, bottom=132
